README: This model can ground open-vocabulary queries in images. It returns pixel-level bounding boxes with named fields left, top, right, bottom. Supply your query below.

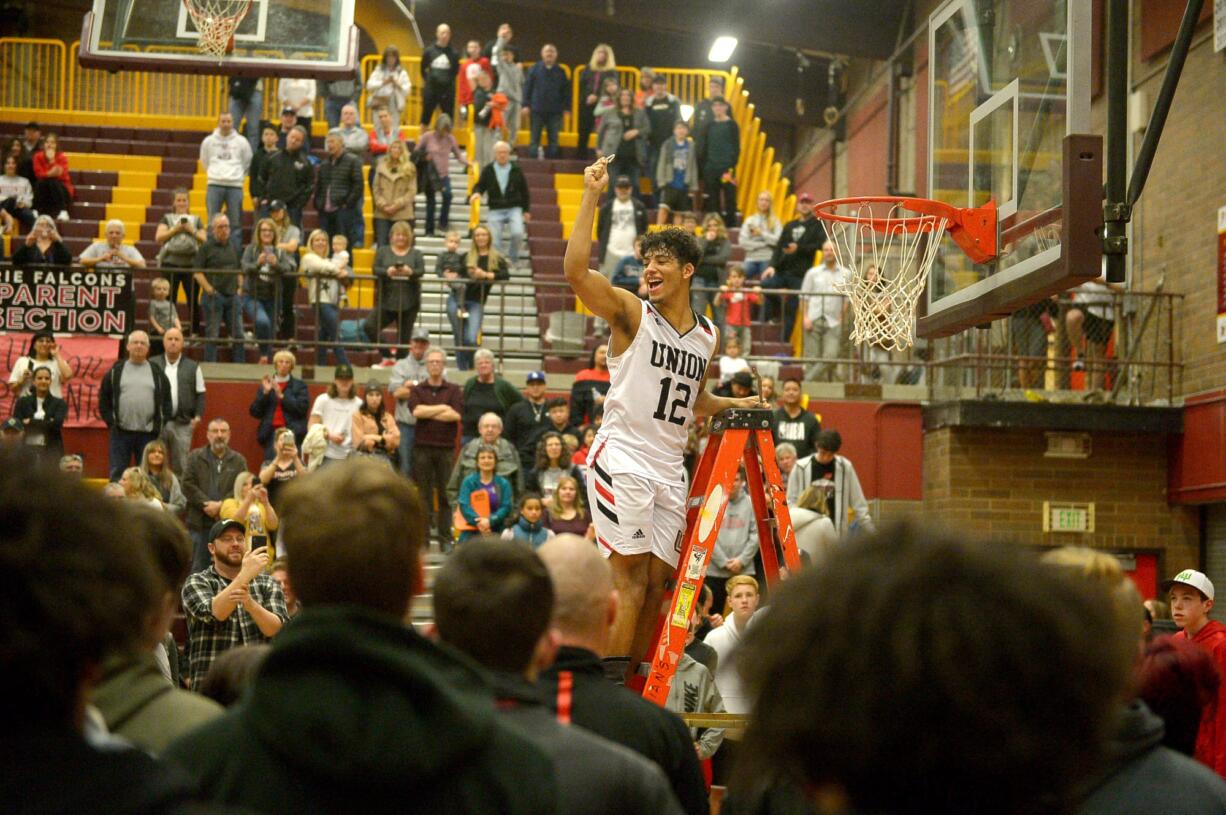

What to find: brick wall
left=1121, top=26, right=1226, bottom=397
left=923, top=427, right=1200, bottom=567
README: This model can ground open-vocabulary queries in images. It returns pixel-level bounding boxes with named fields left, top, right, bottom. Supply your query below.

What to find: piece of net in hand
left=182, top=0, right=252, bottom=57
left=814, top=196, right=997, bottom=351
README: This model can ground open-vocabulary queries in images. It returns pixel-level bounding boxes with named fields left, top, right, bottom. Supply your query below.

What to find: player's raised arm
left=564, top=156, right=639, bottom=327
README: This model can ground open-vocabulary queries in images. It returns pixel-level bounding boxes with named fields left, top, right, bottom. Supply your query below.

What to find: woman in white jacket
left=366, top=46, right=412, bottom=131
left=300, top=228, right=351, bottom=367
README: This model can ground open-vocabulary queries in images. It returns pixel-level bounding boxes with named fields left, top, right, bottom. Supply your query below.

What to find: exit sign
left=1043, top=501, right=1095, bottom=533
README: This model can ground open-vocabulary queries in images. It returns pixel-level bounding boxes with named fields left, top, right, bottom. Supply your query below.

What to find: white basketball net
left=183, top=0, right=251, bottom=58
left=822, top=202, right=950, bottom=352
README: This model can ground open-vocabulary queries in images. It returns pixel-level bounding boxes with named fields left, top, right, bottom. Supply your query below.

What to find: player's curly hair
left=640, top=227, right=702, bottom=270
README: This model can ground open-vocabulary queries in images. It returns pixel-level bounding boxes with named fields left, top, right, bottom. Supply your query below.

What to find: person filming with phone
left=181, top=518, right=288, bottom=689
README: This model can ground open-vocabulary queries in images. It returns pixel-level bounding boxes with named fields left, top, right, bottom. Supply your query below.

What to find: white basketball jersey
left=589, top=300, right=717, bottom=486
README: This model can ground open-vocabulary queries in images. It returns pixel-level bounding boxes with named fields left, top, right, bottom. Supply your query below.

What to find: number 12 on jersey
left=653, top=376, right=693, bottom=426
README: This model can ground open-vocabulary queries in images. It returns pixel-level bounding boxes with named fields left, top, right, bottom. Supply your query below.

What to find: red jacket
left=1178, top=619, right=1226, bottom=776
left=32, top=151, right=74, bottom=198
left=719, top=287, right=761, bottom=327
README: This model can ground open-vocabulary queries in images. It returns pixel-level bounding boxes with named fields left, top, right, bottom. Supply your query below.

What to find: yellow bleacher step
left=71, top=153, right=162, bottom=175
left=98, top=204, right=150, bottom=234
left=110, top=186, right=152, bottom=207
left=554, top=174, right=585, bottom=190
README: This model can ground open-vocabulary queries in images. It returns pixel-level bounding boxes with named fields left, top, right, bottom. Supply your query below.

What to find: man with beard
left=181, top=518, right=287, bottom=689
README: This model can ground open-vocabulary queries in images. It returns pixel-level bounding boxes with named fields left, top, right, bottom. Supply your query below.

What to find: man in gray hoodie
left=199, top=112, right=252, bottom=251
left=786, top=429, right=874, bottom=535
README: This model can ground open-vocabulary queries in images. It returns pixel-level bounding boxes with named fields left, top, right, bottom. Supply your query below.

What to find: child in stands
left=146, top=277, right=180, bottom=358
left=436, top=230, right=468, bottom=319
left=330, top=233, right=351, bottom=307
left=718, top=334, right=750, bottom=387
left=501, top=492, right=552, bottom=548
left=718, top=264, right=760, bottom=354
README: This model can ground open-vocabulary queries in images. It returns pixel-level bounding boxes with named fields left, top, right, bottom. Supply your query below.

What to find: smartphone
left=250, top=534, right=269, bottom=551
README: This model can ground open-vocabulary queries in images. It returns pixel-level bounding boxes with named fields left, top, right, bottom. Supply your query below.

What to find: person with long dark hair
left=352, top=380, right=400, bottom=466
left=13, top=365, right=67, bottom=460
left=31, top=132, right=73, bottom=221
left=7, top=329, right=73, bottom=398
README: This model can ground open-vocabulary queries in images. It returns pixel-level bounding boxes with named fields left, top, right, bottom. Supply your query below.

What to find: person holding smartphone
left=220, top=472, right=279, bottom=558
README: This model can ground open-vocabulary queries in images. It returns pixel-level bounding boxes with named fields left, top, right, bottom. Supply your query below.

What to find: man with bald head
left=537, top=536, right=710, bottom=815
left=421, top=23, right=461, bottom=126
left=152, top=326, right=207, bottom=475
left=99, top=330, right=174, bottom=480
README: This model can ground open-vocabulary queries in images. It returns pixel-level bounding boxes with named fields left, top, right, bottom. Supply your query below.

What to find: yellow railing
left=0, top=38, right=791, bottom=220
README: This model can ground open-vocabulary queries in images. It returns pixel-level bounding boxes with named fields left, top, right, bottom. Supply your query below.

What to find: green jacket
left=163, top=605, right=556, bottom=814
left=462, top=375, right=523, bottom=413
left=92, top=650, right=224, bottom=755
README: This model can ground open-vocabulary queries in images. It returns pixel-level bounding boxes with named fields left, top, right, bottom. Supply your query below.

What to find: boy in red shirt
left=1166, top=568, right=1226, bottom=776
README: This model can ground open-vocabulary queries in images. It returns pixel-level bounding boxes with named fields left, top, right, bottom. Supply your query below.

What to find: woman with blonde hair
left=140, top=439, right=186, bottom=515
left=364, top=220, right=425, bottom=364
left=300, top=228, right=351, bottom=366
left=220, top=471, right=279, bottom=553
left=372, top=139, right=417, bottom=247
left=449, top=224, right=509, bottom=370
left=544, top=474, right=593, bottom=539
left=738, top=190, right=782, bottom=281
left=119, top=466, right=164, bottom=509
left=577, top=43, right=618, bottom=158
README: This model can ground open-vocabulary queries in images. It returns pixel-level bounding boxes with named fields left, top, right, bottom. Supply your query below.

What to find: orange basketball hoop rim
left=814, top=196, right=998, bottom=265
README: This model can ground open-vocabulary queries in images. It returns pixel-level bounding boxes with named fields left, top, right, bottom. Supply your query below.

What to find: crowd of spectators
left=9, top=422, right=1226, bottom=814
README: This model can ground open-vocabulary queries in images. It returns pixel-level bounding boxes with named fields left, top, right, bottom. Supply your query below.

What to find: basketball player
left=564, top=156, right=762, bottom=675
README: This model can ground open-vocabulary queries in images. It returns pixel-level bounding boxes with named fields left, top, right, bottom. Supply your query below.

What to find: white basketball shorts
left=587, top=445, right=687, bottom=567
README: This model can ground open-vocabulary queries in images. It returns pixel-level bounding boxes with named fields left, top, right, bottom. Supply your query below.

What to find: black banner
left=0, top=264, right=135, bottom=336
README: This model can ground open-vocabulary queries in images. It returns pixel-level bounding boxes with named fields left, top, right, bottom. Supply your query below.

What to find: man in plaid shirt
left=182, top=518, right=288, bottom=688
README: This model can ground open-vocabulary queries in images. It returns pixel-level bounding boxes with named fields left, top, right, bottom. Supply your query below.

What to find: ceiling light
left=708, top=36, right=737, bottom=63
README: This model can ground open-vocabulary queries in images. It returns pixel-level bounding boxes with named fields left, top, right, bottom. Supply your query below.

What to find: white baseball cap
left=1161, top=569, right=1215, bottom=601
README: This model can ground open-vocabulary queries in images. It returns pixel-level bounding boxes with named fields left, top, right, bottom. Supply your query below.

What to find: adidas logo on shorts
left=632, top=529, right=646, bottom=540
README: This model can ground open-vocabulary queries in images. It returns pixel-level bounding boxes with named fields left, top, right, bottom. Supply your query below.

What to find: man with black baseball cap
left=1165, top=568, right=1226, bottom=775
left=180, top=517, right=287, bottom=689
left=598, top=174, right=647, bottom=277
left=0, top=416, right=24, bottom=445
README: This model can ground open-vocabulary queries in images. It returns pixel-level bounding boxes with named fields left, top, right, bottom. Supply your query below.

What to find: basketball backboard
left=918, top=0, right=1102, bottom=338
left=78, top=0, right=358, bottom=79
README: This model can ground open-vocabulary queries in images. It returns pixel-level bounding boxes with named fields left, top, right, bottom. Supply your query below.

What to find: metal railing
left=2, top=259, right=1180, bottom=402
left=926, top=290, right=1183, bottom=404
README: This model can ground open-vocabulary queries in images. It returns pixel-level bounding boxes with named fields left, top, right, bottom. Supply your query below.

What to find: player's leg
left=627, top=478, right=690, bottom=671
left=608, top=551, right=650, bottom=655
left=587, top=460, right=657, bottom=655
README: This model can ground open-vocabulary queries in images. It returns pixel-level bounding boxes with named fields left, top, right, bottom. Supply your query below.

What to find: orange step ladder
left=630, top=407, right=801, bottom=705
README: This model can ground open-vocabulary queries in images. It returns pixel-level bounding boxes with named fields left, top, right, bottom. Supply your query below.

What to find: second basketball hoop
left=814, top=196, right=997, bottom=351
left=182, top=0, right=252, bottom=58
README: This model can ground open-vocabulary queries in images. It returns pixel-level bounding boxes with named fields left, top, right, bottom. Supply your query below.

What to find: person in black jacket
left=537, top=536, right=710, bottom=815
left=524, top=44, right=570, bottom=158
left=469, top=140, right=531, bottom=267
left=597, top=176, right=648, bottom=273
left=420, top=23, right=461, bottom=126
left=259, top=125, right=313, bottom=228
left=434, top=538, right=686, bottom=815
left=13, top=364, right=67, bottom=459
left=163, top=459, right=558, bottom=814
left=315, top=129, right=364, bottom=250
left=0, top=454, right=202, bottom=815
left=98, top=330, right=174, bottom=481
left=248, top=124, right=279, bottom=217
left=760, top=192, right=827, bottom=334
left=249, top=350, right=310, bottom=462
left=11, top=214, right=72, bottom=265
